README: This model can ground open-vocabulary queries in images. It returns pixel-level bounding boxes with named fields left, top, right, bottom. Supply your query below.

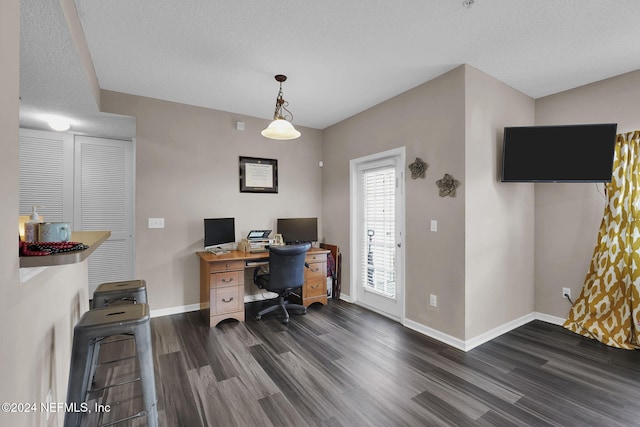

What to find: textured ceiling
left=19, top=0, right=640, bottom=139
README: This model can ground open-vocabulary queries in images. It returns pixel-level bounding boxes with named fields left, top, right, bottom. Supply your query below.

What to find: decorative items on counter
left=19, top=205, right=72, bottom=244
left=22, top=205, right=43, bottom=241
left=20, top=241, right=89, bottom=256
left=38, top=222, right=71, bottom=242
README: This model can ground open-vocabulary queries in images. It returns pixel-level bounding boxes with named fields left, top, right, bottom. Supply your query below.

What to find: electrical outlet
left=430, top=294, right=437, bottom=307
left=430, top=220, right=438, bottom=232
left=562, top=287, right=571, bottom=299
left=148, top=218, right=165, bottom=228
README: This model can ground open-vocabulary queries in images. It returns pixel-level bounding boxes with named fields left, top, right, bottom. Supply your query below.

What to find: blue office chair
left=253, top=243, right=311, bottom=324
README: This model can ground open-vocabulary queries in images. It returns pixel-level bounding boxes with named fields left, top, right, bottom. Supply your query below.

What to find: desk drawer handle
left=311, top=284, right=320, bottom=289
left=221, top=278, right=234, bottom=283
left=221, top=297, right=234, bottom=303
left=311, top=267, right=320, bottom=272
left=225, top=263, right=231, bottom=268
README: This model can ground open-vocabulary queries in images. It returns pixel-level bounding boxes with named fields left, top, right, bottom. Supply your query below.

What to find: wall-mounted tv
left=501, top=123, right=617, bottom=182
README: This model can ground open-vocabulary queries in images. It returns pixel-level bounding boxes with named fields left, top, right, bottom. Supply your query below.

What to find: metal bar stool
left=92, top=279, right=147, bottom=309
left=64, top=304, right=158, bottom=427
left=90, top=279, right=149, bottom=392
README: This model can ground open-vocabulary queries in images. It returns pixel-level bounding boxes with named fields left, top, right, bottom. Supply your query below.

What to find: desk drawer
left=306, top=262, right=325, bottom=276
left=306, top=253, right=327, bottom=264
left=211, top=285, right=242, bottom=315
left=209, top=260, right=244, bottom=273
left=305, top=261, right=326, bottom=298
left=210, top=270, right=243, bottom=288
left=305, top=279, right=326, bottom=298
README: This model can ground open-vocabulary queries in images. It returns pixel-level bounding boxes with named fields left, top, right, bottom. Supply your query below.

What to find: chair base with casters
left=254, top=281, right=307, bottom=323
left=253, top=243, right=311, bottom=324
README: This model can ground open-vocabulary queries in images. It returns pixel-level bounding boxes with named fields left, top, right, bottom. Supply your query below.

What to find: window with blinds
left=361, top=165, right=396, bottom=298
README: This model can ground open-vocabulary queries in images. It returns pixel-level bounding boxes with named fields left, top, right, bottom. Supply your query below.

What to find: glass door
left=351, top=148, right=405, bottom=321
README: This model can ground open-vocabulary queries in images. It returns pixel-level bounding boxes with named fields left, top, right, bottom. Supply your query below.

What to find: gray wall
left=0, top=0, right=20, bottom=420
left=1, top=2, right=90, bottom=426
left=464, top=66, right=535, bottom=339
left=101, top=91, right=324, bottom=310
left=323, top=66, right=466, bottom=338
left=534, top=69, right=640, bottom=318
left=322, top=65, right=536, bottom=341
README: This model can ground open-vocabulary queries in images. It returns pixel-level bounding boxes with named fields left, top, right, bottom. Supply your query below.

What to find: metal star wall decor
left=408, top=157, right=428, bottom=179
left=436, top=173, right=460, bottom=197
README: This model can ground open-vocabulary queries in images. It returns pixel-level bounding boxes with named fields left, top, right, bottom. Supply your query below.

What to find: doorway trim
left=349, top=146, right=406, bottom=323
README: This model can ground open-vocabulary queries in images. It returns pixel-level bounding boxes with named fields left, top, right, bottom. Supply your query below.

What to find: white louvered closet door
left=74, top=136, right=134, bottom=296
left=19, top=129, right=73, bottom=222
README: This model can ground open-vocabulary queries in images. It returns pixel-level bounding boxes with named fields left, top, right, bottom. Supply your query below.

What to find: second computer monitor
left=204, top=217, right=235, bottom=250
left=277, top=217, right=318, bottom=244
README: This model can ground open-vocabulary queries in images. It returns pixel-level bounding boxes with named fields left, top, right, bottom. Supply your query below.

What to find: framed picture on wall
left=239, top=156, right=278, bottom=193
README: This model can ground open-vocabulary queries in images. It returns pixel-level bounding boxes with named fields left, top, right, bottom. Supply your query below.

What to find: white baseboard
left=463, top=312, right=537, bottom=351
left=533, top=312, right=566, bottom=326
left=149, top=303, right=200, bottom=318
left=403, top=318, right=467, bottom=350
left=404, top=311, right=567, bottom=352
left=338, top=293, right=352, bottom=303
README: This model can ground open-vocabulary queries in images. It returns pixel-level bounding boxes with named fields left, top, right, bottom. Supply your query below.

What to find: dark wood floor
left=83, top=300, right=640, bottom=426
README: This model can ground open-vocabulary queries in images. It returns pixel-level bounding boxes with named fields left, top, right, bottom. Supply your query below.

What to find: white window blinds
left=361, top=165, right=396, bottom=297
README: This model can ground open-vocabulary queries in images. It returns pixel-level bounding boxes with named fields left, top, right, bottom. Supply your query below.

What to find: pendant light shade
left=261, top=119, right=301, bottom=140
left=261, top=74, right=301, bottom=140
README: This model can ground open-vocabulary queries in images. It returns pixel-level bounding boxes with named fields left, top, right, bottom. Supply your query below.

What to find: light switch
left=148, top=218, right=165, bottom=228
left=430, top=220, right=438, bottom=232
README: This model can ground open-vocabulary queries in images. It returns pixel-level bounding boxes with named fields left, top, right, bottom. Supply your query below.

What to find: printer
left=237, top=230, right=274, bottom=253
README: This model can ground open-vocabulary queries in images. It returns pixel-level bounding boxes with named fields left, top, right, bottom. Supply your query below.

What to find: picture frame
left=239, top=156, right=278, bottom=193
left=273, top=234, right=284, bottom=246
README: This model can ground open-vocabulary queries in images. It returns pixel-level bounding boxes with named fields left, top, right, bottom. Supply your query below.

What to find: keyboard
left=245, top=260, right=268, bottom=267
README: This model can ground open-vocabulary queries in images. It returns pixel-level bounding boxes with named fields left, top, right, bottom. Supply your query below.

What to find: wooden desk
left=197, top=247, right=329, bottom=327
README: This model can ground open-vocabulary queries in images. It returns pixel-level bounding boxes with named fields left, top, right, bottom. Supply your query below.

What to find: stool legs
left=64, top=334, right=96, bottom=427
left=135, top=322, right=158, bottom=427
left=64, top=304, right=157, bottom=427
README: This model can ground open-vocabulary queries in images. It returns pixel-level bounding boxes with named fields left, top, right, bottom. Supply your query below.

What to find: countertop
left=19, top=230, right=111, bottom=268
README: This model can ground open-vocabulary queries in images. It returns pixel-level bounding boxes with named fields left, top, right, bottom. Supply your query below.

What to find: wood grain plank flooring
left=83, top=300, right=640, bottom=426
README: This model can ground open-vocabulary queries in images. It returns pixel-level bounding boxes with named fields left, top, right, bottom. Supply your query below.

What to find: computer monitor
left=277, top=217, right=318, bottom=244
left=204, top=218, right=235, bottom=251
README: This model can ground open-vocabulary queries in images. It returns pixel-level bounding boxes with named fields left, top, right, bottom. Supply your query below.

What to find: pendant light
left=261, top=74, right=301, bottom=140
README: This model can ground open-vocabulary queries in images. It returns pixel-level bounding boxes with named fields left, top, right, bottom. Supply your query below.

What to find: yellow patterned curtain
left=564, top=130, right=640, bottom=350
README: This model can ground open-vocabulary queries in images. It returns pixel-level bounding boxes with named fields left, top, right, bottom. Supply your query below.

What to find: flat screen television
left=277, top=217, right=318, bottom=244
left=204, top=217, right=235, bottom=250
left=501, top=123, right=617, bottom=182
